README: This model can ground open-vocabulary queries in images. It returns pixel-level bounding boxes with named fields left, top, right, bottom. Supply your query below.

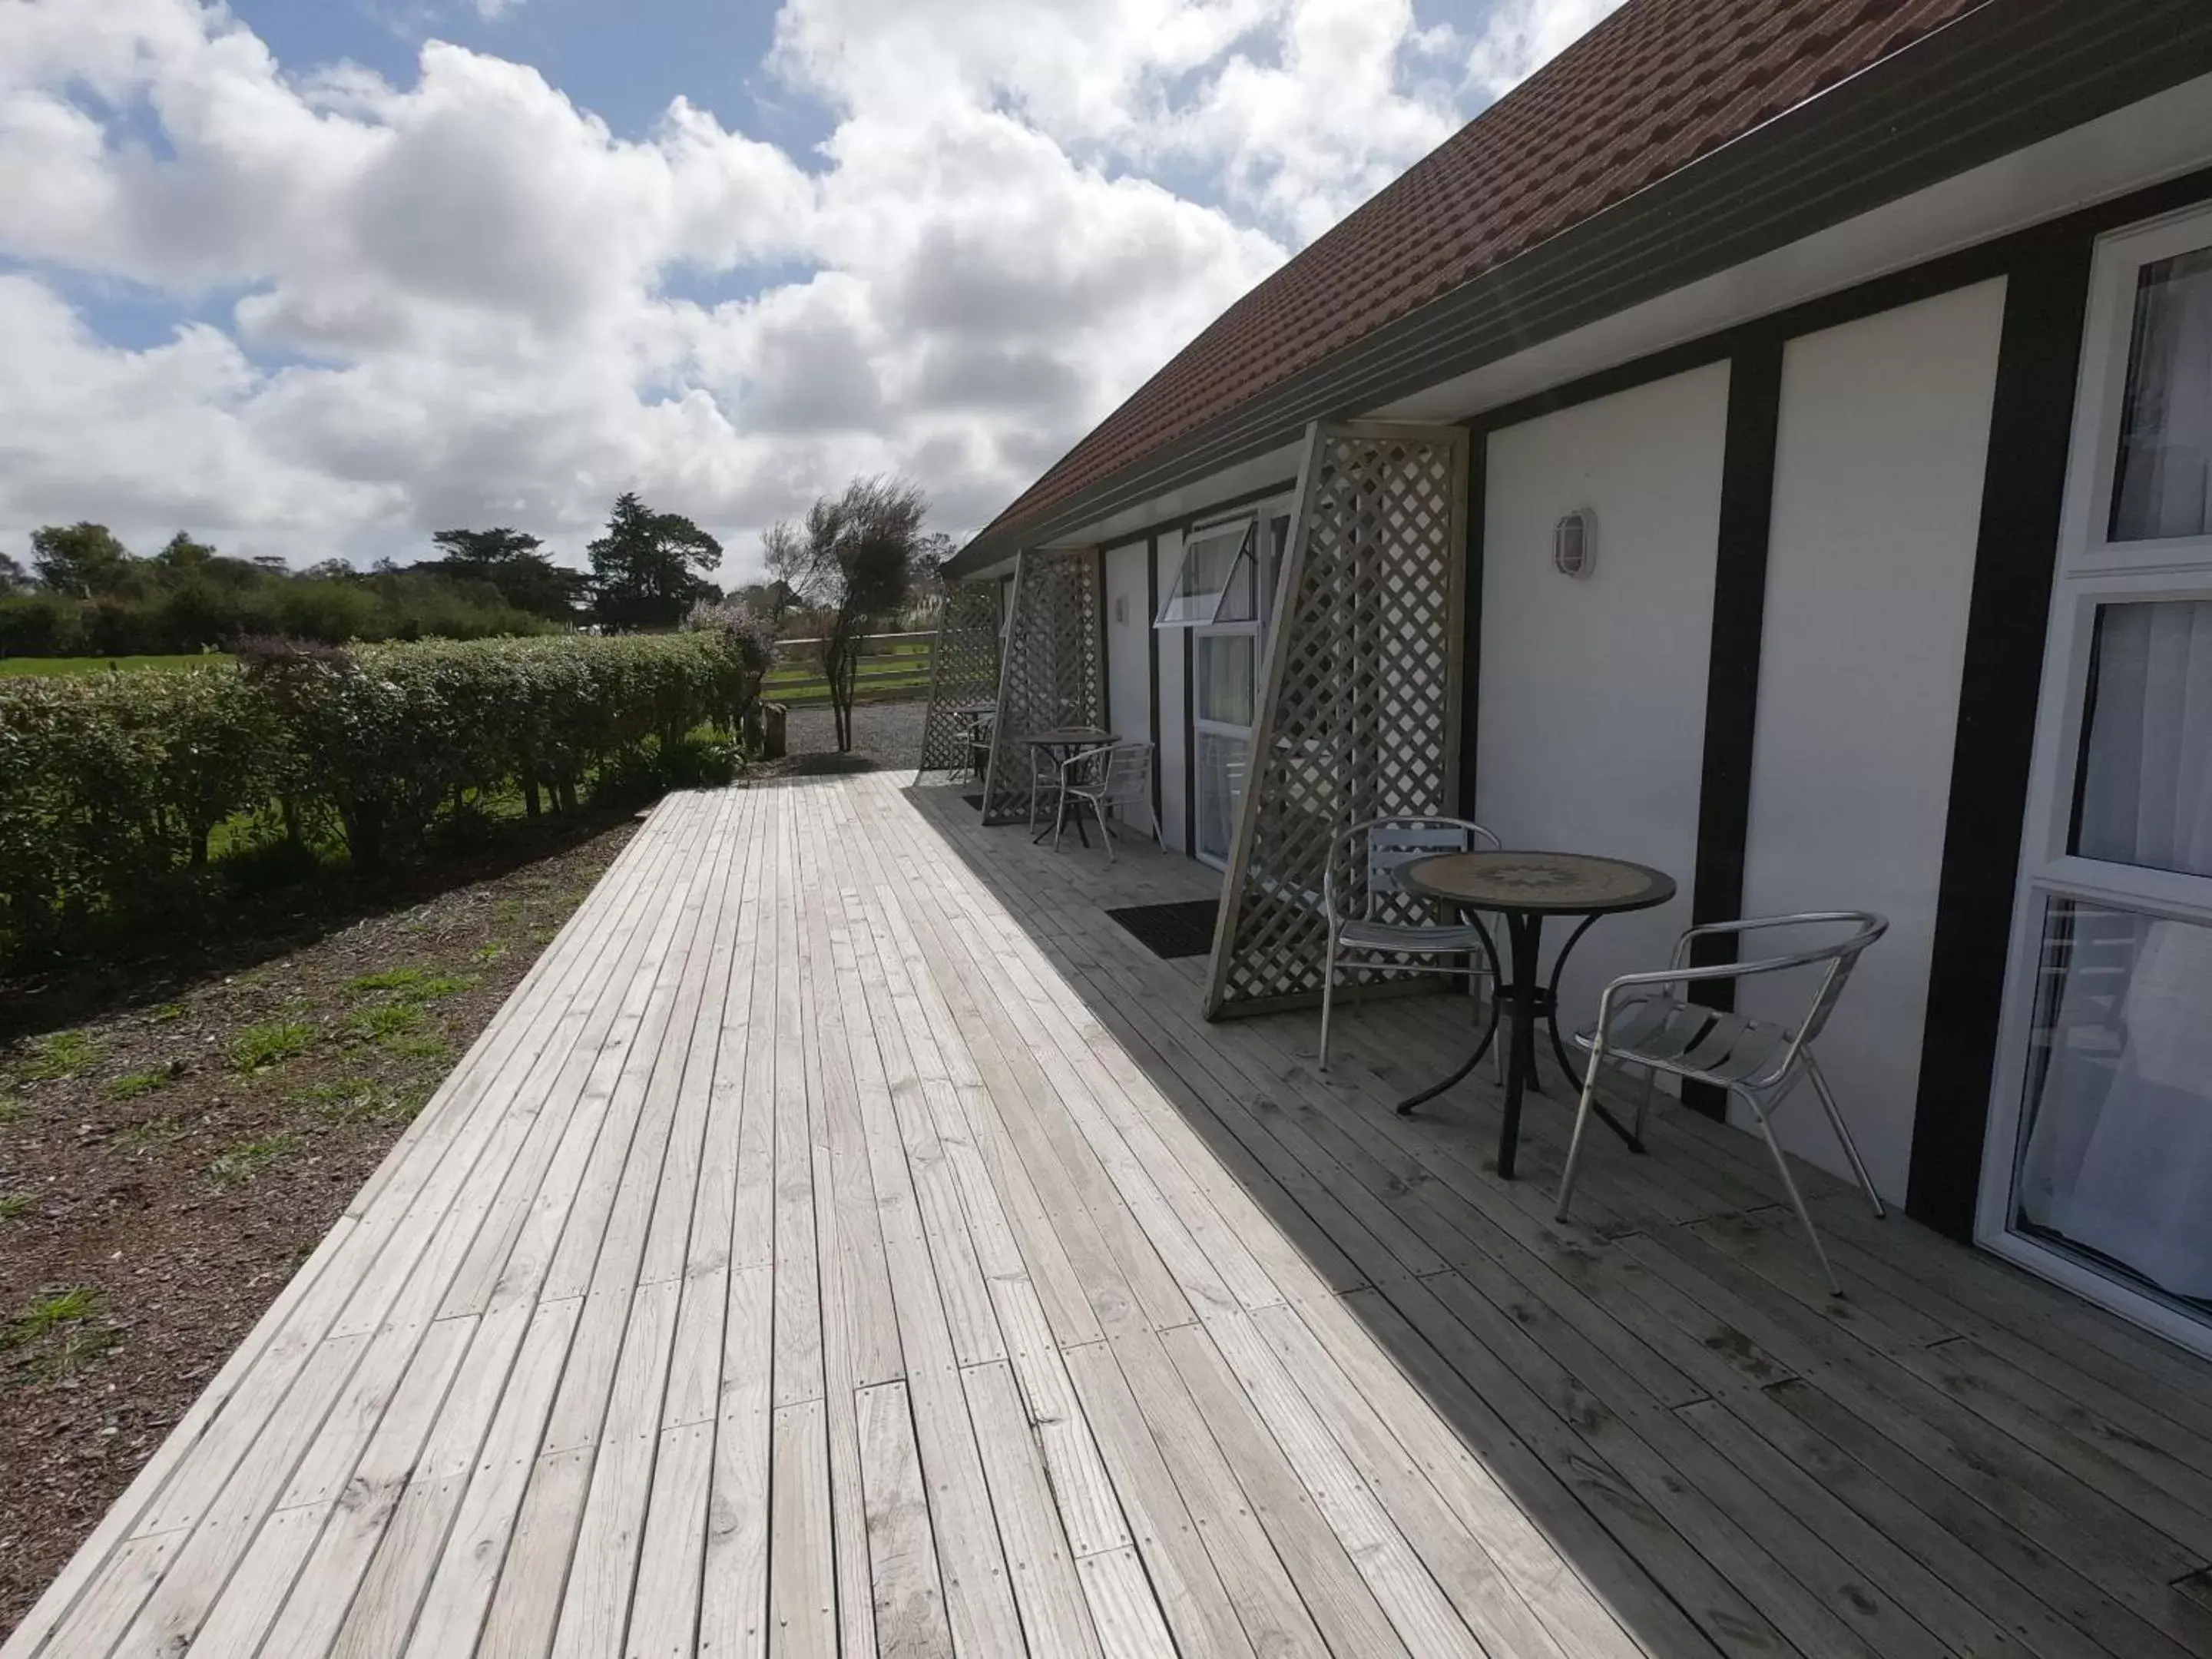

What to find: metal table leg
left=1544, top=911, right=1647, bottom=1155
left=1393, top=912, right=1506, bottom=1118
left=1492, top=912, right=1544, bottom=1180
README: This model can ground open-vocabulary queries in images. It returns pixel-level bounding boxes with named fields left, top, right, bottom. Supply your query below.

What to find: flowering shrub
left=684, top=598, right=778, bottom=727
left=0, top=631, right=757, bottom=961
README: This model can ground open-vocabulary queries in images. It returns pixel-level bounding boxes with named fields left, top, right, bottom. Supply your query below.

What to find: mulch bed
left=0, top=815, right=639, bottom=1639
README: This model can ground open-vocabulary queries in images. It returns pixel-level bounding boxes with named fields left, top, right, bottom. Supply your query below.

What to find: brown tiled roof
left=978, top=0, right=1988, bottom=548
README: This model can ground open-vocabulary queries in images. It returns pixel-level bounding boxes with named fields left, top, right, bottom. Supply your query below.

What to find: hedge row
left=0, top=631, right=764, bottom=962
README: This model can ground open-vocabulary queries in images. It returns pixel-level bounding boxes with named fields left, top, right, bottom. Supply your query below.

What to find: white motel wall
left=976, top=68, right=2212, bottom=1349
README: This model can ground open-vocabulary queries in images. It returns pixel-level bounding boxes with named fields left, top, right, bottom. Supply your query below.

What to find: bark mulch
left=0, top=813, right=639, bottom=1640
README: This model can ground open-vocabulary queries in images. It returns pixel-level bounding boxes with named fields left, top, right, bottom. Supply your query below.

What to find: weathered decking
left=11, top=773, right=2212, bottom=1658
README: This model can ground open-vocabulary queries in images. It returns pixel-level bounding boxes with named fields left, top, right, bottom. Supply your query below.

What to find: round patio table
left=1397, top=850, right=1677, bottom=1181
left=1023, top=728, right=1118, bottom=845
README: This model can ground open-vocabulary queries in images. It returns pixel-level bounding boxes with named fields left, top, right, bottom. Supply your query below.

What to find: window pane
left=1157, top=521, right=1253, bottom=627
left=2013, top=899, right=2212, bottom=1303
left=1196, top=730, right=1249, bottom=863
left=1196, top=633, right=1255, bottom=727
left=2071, top=601, right=2212, bottom=879
left=2111, top=245, right=2212, bottom=542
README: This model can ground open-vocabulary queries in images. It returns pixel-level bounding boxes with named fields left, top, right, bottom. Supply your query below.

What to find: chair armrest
left=1670, top=911, right=1876, bottom=966
left=1591, top=961, right=1748, bottom=1035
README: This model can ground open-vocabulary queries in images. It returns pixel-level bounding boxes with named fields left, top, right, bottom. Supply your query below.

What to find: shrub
left=0, top=629, right=760, bottom=962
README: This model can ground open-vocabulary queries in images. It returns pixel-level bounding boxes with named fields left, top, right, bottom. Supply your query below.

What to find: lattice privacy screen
left=1204, top=422, right=1470, bottom=1018
left=980, top=548, right=1103, bottom=825
left=913, top=581, right=1005, bottom=779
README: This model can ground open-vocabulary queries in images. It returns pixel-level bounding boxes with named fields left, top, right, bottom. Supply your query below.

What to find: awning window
left=1155, top=518, right=1258, bottom=628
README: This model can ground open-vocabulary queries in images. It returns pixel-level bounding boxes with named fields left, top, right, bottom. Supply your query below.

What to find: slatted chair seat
left=1581, top=994, right=1794, bottom=1088
left=1555, top=911, right=1891, bottom=1295
left=1335, top=918, right=1495, bottom=954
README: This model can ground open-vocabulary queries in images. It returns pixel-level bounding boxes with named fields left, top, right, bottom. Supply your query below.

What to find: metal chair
left=1056, top=742, right=1161, bottom=858
left=1025, top=741, right=1065, bottom=834
left=1319, top=817, right=1503, bottom=1076
left=955, top=707, right=995, bottom=784
left=1554, top=912, right=1889, bottom=1294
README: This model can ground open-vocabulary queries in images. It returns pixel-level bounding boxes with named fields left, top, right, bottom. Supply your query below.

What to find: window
left=2111, top=248, right=2212, bottom=542
left=1156, top=518, right=1257, bottom=628
left=2069, top=600, right=2212, bottom=879
left=1982, top=204, right=2212, bottom=1356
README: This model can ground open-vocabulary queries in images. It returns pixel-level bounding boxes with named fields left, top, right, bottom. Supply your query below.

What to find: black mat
left=1106, top=899, right=1219, bottom=960
left=962, top=793, right=985, bottom=810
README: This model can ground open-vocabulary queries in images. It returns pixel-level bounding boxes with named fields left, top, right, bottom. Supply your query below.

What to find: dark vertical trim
left=1147, top=533, right=1162, bottom=819
left=1906, top=231, right=2094, bottom=1240
left=1458, top=426, right=1488, bottom=819
left=1684, top=341, right=1786, bottom=1120
left=1183, top=626, right=1197, bottom=858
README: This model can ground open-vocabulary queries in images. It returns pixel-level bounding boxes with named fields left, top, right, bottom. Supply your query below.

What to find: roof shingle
left=975, top=0, right=1988, bottom=548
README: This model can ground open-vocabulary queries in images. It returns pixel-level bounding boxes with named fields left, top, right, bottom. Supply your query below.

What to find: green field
left=0, top=654, right=231, bottom=678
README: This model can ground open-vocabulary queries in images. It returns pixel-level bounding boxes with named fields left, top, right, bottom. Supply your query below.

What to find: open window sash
left=1155, top=517, right=1259, bottom=628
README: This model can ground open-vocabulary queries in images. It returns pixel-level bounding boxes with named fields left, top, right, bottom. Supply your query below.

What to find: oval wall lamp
left=1554, top=508, right=1596, bottom=579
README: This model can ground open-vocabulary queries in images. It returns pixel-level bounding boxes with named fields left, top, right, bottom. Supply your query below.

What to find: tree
left=30, top=523, right=134, bottom=598
left=588, top=493, right=723, bottom=631
left=764, top=476, right=929, bottom=752
left=427, top=527, right=588, bottom=621
left=0, top=551, right=25, bottom=594
left=154, top=531, right=218, bottom=573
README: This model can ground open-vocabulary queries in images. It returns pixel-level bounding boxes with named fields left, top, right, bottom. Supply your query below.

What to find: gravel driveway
left=767, top=698, right=928, bottom=774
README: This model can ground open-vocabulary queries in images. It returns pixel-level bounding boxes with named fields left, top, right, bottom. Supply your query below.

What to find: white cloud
left=0, top=0, right=1614, bottom=577
left=1464, top=0, right=1625, bottom=98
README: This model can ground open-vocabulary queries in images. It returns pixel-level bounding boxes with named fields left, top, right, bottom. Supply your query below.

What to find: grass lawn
left=0, top=654, right=230, bottom=678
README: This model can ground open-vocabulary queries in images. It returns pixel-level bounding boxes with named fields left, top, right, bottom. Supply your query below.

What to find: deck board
left=12, top=773, right=2212, bottom=1658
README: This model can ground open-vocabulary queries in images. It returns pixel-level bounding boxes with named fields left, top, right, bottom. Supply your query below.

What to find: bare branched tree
left=763, top=476, right=929, bottom=752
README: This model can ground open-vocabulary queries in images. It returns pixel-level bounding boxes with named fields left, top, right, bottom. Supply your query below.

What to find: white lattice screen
left=1204, top=421, right=1470, bottom=1017
left=980, top=548, right=1103, bottom=824
left=913, top=582, right=1005, bottom=778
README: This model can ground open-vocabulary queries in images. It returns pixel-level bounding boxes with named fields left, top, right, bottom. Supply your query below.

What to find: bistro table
left=1022, top=727, right=1118, bottom=845
left=1396, top=850, right=1677, bottom=1180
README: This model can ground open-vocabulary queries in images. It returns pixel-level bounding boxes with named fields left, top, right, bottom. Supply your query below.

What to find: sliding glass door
left=1981, top=204, right=2212, bottom=1353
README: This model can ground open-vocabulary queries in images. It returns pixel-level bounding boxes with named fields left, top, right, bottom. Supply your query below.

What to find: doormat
left=1107, top=899, right=1219, bottom=960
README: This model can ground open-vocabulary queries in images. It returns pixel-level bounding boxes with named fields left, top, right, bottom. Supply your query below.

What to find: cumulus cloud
left=0, top=0, right=1614, bottom=575
left=1464, top=0, right=1626, bottom=98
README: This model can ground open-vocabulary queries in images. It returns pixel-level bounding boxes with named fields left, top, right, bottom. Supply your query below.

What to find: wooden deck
left=12, top=773, right=2212, bottom=1659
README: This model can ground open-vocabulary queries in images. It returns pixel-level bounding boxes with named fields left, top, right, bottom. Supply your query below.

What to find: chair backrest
left=1094, top=741, right=1154, bottom=805
left=1325, top=816, right=1499, bottom=926
left=1720, top=912, right=1889, bottom=1070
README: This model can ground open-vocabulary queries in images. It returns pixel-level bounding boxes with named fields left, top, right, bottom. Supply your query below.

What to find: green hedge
left=0, top=631, right=761, bottom=963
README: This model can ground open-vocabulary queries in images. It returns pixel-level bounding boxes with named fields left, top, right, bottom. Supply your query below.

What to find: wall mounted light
left=1554, top=508, right=1597, bottom=579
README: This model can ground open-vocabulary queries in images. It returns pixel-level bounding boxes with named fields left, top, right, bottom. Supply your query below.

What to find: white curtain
left=2018, top=602, right=2212, bottom=1298
left=2111, top=248, right=2212, bottom=541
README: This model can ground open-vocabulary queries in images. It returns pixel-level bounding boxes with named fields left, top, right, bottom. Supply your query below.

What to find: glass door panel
left=2012, top=901, right=2212, bottom=1302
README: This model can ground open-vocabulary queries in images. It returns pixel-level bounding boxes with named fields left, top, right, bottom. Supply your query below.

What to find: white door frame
left=1976, top=200, right=2212, bottom=1356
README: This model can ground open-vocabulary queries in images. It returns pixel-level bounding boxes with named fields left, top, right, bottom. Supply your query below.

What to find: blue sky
left=0, top=0, right=1616, bottom=575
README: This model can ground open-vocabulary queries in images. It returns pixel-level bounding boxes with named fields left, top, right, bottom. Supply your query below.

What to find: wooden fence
left=761, top=630, right=936, bottom=707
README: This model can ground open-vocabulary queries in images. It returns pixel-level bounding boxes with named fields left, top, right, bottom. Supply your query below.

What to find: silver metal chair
left=1554, top=911, right=1889, bottom=1294
left=1056, top=742, right=1161, bottom=858
left=1025, top=742, right=1064, bottom=833
left=1319, top=817, right=1503, bottom=1076
left=955, top=707, right=995, bottom=783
